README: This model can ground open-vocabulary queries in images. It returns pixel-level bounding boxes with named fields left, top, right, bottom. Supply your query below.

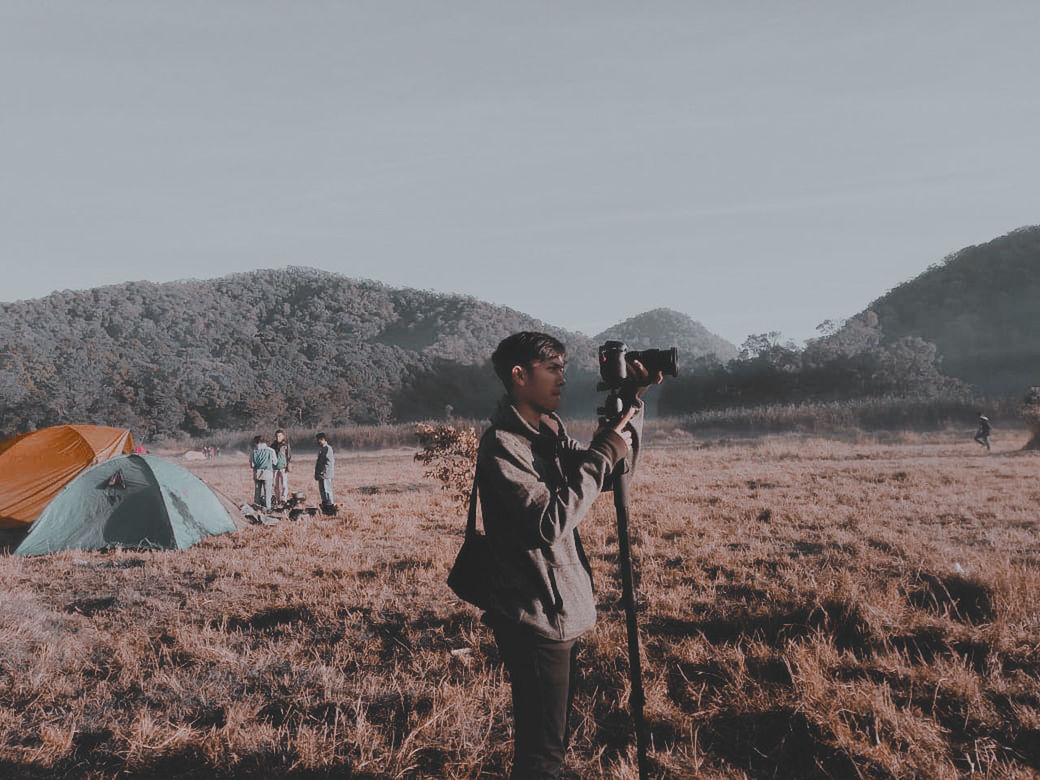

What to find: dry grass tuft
left=1, top=434, right=1040, bottom=777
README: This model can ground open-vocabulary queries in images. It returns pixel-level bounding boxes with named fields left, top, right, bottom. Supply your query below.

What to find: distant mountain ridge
left=595, top=308, right=738, bottom=363
left=865, top=225, right=1040, bottom=393
left=0, top=268, right=728, bottom=435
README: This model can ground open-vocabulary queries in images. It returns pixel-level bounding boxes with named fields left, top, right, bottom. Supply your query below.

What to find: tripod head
left=596, top=383, right=642, bottom=429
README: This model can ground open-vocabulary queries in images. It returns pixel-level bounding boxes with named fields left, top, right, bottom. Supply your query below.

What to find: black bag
left=447, top=477, right=494, bottom=610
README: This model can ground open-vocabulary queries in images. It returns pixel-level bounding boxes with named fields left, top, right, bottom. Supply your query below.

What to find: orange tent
left=0, top=425, right=134, bottom=528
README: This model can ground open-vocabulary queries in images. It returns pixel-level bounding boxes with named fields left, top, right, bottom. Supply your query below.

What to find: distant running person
left=974, top=414, right=992, bottom=451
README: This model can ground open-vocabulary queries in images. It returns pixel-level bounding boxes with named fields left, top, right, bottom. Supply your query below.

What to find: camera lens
left=628, top=348, right=678, bottom=377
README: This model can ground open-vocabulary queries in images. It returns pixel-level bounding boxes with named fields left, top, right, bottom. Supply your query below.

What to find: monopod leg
left=612, top=462, right=650, bottom=778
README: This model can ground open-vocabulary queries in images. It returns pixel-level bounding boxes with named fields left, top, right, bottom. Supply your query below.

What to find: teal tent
left=15, top=454, right=237, bottom=556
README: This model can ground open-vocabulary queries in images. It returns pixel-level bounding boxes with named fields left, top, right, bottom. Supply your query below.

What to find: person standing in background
left=272, top=429, right=293, bottom=506
left=250, top=435, right=276, bottom=511
left=314, top=432, right=335, bottom=509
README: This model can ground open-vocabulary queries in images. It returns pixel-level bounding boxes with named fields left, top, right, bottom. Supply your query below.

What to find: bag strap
left=465, top=471, right=479, bottom=539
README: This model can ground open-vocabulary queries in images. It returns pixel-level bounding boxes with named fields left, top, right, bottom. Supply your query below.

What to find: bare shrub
left=414, top=423, right=480, bottom=507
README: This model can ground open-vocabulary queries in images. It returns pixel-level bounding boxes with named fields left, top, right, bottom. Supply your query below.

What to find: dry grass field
left=2, top=430, right=1040, bottom=778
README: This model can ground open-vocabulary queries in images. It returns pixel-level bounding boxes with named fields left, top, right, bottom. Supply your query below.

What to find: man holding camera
left=477, top=331, right=661, bottom=779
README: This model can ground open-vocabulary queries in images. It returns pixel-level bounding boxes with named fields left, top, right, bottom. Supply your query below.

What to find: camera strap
left=465, top=472, right=481, bottom=539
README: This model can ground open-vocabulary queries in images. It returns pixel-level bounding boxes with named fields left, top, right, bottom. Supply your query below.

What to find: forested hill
left=0, top=268, right=568, bottom=435
left=866, top=226, right=1040, bottom=393
left=0, top=268, right=730, bottom=437
left=595, top=308, right=738, bottom=363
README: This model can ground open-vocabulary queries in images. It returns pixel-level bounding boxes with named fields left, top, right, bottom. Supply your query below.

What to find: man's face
left=276, top=432, right=285, bottom=443
left=514, top=355, right=567, bottom=414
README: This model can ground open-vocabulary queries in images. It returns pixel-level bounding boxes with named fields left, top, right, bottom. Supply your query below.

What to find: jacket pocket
left=546, top=561, right=593, bottom=614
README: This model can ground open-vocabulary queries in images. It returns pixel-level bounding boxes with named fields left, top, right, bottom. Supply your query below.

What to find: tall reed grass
left=181, top=396, right=1028, bottom=454
left=678, top=396, right=1019, bottom=435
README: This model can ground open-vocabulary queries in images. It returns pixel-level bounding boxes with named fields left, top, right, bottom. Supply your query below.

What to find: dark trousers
left=317, top=477, right=334, bottom=505
left=491, top=618, right=580, bottom=780
left=975, top=433, right=990, bottom=450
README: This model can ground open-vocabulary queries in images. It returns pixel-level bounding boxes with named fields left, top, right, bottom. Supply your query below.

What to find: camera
left=596, top=340, right=679, bottom=423
left=598, top=340, right=679, bottom=390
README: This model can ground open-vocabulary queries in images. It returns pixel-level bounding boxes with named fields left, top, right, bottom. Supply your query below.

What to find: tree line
left=658, top=312, right=969, bottom=416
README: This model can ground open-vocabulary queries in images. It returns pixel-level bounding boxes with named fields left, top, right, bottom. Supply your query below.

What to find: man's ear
left=510, top=364, right=528, bottom=388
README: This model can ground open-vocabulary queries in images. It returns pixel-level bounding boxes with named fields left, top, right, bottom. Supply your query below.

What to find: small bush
left=414, top=423, right=480, bottom=507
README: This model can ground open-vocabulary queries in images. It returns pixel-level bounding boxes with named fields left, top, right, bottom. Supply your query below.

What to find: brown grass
left=2, top=432, right=1040, bottom=777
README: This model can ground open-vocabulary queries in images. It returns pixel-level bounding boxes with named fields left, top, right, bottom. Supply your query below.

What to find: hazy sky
left=2, top=1, right=1038, bottom=346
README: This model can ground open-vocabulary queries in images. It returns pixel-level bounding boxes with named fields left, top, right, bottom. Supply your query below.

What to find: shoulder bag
left=447, top=475, right=494, bottom=611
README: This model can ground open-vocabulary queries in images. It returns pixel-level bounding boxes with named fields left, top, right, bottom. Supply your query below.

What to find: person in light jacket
left=249, top=435, right=276, bottom=511
left=314, top=432, right=335, bottom=508
left=475, top=332, right=660, bottom=779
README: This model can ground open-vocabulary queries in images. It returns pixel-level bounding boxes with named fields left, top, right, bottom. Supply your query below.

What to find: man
left=974, top=414, right=992, bottom=451
left=249, top=435, right=276, bottom=511
left=476, top=331, right=660, bottom=779
left=272, top=429, right=293, bottom=506
left=314, top=432, right=335, bottom=509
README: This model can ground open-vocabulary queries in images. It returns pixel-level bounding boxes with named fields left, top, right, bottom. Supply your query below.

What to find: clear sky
left=2, top=1, right=1038, bottom=347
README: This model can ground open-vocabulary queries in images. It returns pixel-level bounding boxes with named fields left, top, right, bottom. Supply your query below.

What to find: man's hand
left=608, top=403, right=640, bottom=452
left=614, top=406, right=637, bottom=451
left=629, top=359, right=664, bottom=399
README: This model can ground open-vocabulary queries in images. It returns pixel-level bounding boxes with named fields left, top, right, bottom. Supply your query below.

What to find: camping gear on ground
left=285, top=491, right=310, bottom=521
left=240, top=503, right=280, bottom=526
left=0, top=425, right=134, bottom=529
left=15, top=454, right=236, bottom=556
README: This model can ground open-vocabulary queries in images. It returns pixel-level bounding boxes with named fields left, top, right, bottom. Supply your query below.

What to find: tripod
left=600, top=388, right=651, bottom=779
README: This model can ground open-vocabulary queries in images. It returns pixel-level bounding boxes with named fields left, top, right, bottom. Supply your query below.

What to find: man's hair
left=254, top=435, right=268, bottom=445
left=315, top=432, right=327, bottom=441
left=275, top=429, right=285, bottom=436
left=491, top=332, right=566, bottom=391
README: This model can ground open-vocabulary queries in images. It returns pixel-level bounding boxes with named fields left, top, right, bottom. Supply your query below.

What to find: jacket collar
left=491, top=395, right=566, bottom=441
